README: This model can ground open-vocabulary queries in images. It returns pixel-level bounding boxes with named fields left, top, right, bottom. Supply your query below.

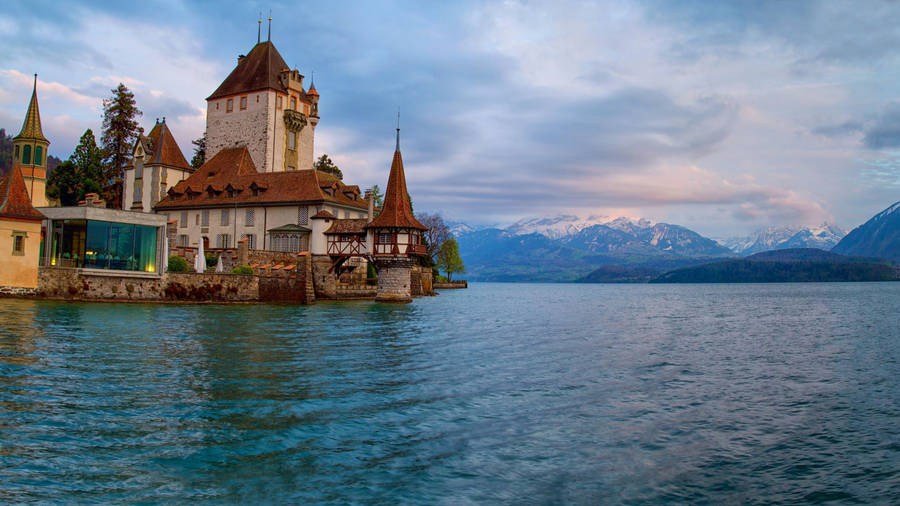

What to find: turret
left=12, top=74, right=50, bottom=207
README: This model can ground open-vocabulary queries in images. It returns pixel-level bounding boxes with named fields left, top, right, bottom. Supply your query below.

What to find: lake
left=1, top=283, right=898, bottom=503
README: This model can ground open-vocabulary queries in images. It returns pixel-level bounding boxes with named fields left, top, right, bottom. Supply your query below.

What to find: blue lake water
left=1, top=283, right=898, bottom=503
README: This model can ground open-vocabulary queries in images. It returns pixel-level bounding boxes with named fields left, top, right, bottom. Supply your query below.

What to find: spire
left=366, top=126, right=427, bottom=231
left=267, top=11, right=272, bottom=42
left=14, top=74, right=48, bottom=143
left=257, top=12, right=262, bottom=44
left=395, top=110, right=401, bottom=152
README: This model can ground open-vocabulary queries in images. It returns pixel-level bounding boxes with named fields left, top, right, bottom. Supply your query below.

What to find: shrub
left=435, top=274, right=449, bottom=283
left=168, top=256, right=189, bottom=272
left=231, top=265, right=253, bottom=275
left=205, top=253, right=218, bottom=268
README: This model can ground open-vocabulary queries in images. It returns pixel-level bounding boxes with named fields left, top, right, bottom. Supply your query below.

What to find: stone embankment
left=434, top=280, right=468, bottom=289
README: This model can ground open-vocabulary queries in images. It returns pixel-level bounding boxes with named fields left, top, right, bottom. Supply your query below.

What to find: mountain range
left=720, top=223, right=846, bottom=255
left=455, top=216, right=733, bottom=281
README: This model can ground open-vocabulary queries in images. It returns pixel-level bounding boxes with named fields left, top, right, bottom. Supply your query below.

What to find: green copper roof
left=14, top=74, right=49, bottom=143
left=268, top=224, right=310, bottom=232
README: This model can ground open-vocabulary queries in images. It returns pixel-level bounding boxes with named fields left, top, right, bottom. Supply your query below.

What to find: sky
left=2, top=0, right=899, bottom=237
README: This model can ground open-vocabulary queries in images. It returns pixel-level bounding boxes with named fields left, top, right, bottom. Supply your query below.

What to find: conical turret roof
left=14, top=75, right=48, bottom=143
left=366, top=140, right=426, bottom=230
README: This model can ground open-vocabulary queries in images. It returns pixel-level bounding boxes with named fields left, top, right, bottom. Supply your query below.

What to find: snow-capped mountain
left=721, top=223, right=845, bottom=255
left=504, top=214, right=654, bottom=240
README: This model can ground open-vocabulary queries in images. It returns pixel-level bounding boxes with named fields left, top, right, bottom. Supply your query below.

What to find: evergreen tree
left=313, top=153, right=343, bottom=180
left=370, top=184, right=384, bottom=211
left=191, top=134, right=206, bottom=169
left=101, top=83, right=142, bottom=209
left=46, top=129, right=104, bottom=206
left=0, top=128, right=13, bottom=177
left=436, top=238, right=466, bottom=281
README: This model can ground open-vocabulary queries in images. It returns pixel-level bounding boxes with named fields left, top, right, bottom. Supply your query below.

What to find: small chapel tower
left=13, top=74, right=50, bottom=207
left=366, top=127, right=427, bottom=303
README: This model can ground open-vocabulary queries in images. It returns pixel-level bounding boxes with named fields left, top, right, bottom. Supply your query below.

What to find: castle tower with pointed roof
left=366, top=129, right=427, bottom=303
left=205, top=37, right=320, bottom=174
left=122, top=118, right=195, bottom=212
left=12, top=74, right=50, bottom=207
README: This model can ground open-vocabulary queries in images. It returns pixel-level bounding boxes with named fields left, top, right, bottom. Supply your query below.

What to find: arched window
left=22, top=145, right=31, bottom=164
left=34, top=146, right=42, bottom=166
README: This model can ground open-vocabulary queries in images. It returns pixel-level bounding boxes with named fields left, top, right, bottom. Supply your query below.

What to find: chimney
left=365, top=190, right=374, bottom=222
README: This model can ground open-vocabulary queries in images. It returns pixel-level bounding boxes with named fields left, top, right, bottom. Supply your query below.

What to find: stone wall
left=374, top=257, right=415, bottom=303
left=34, top=267, right=319, bottom=303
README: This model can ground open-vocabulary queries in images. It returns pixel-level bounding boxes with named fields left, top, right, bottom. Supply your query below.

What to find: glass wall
left=50, top=219, right=158, bottom=273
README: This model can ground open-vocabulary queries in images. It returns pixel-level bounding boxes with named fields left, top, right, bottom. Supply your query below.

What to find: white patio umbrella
left=195, top=240, right=205, bottom=273
left=162, top=235, right=168, bottom=272
left=215, top=254, right=224, bottom=273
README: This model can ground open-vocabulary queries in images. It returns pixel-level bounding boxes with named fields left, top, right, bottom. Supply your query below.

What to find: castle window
left=221, top=209, right=230, bottom=226
left=133, top=181, right=143, bottom=203
left=11, top=231, right=26, bottom=256
left=291, top=96, right=297, bottom=110
left=34, top=146, right=42, bottom=166
left=298, top=206, right=308, bottom=225
left=180, top=211, right=187, bottom=228
left=256, top=95, right=259, bottom=103
left=217, top=234, right=231, bottom=249
left=177, top=234, right=189, bottom=247
left=240, top=96, right=247, bottom=110
left=241, top=233, right=256, bottom=249
left=288, top=131, right=296, bottom=150
left=22, top=145, right=31, bottom=164
left=245, top=209, right=255, bottom=226
left=277, top=96, right=283, bottom=109
left=201, top=210, right=209, bottom=227
left=14, top=145, right=18, bottom=159
left=216, top=102, right=219, bottom=110
left=227, top=99, right=233, bottom=112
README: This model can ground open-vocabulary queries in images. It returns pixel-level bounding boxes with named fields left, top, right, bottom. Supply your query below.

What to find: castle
left=1, top=28, right=430, bottom=303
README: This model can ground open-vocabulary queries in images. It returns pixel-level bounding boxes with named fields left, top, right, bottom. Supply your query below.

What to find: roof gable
left=0, top=165, right=45, bottom=221
left=155, top=147, right=367, bottom=211
left=207, top=41, right=289, bottom=100
left=139, top=121, right=193, bottom=171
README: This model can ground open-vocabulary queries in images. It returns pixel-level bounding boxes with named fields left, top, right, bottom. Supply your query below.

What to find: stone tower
left=366, top=129, right=427, bottom=303
left=204, top=38, right=320, bottom=173
left=13, top=74, right=50, bottom=207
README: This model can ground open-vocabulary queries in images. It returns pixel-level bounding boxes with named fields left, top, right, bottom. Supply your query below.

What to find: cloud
left=862, top=103, right=900, bottom=149
left=812, top=120, right=864, bottom=139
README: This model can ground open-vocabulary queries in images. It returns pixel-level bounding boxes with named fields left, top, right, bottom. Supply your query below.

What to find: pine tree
left=191, top=134, right=206, bottom=169
left=46, top=129, right=104, bottom=206
left=101, top=83, right=142, bottom=209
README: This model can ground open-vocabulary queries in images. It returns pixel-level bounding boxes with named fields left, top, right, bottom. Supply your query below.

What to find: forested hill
left=0, top=127, right=62, bottom=177
left=650, top=248, right=899, bottom=283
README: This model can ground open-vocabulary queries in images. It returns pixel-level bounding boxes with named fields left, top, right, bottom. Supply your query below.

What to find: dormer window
left=207, top=189, right=216, bottom=199
left=227, top=188, right=239, bottom=198
left=251, top=187, right=261, bottom=197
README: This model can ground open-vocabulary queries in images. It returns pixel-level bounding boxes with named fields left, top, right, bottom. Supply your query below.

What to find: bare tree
left=417, top=212, right=451, bottom=263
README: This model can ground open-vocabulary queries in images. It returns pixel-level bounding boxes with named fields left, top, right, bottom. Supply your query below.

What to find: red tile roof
left=311, top=209, right=336, bottom=219
left=0, top=165, right=44, bottom=221
left=366, top=149, right=426, bottom=230
left=207, top=41, right=291, bottom=100
left=154, top=147, right=367, bottom=211
left=145, top=121, right=192, bottom=171
left=324, top=219, right=367, bottom=234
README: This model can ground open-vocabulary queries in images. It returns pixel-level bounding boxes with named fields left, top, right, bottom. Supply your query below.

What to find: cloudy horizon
left=2, top=0, right=899, bottom=236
